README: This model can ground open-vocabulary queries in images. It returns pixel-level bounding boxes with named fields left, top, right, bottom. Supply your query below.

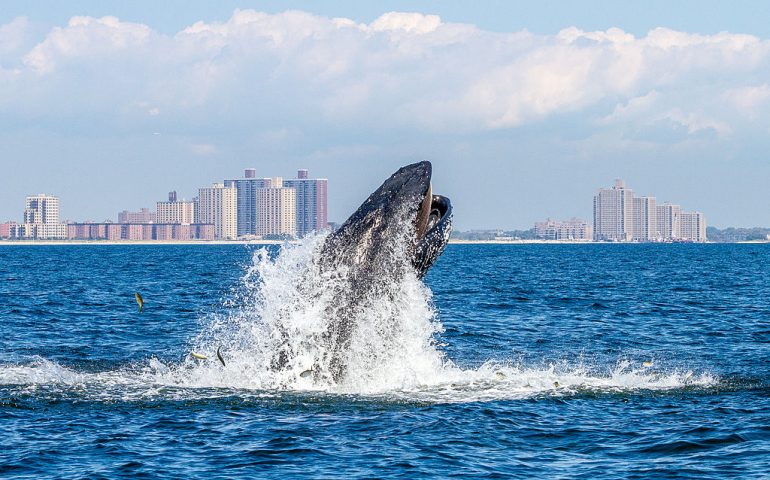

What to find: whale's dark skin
left=270, top=161, right=452, bottom=383
left=317, top=161, right=453, bottom=382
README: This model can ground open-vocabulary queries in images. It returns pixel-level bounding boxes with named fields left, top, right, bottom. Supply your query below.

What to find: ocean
left=1, top=242, right=768, bottom=478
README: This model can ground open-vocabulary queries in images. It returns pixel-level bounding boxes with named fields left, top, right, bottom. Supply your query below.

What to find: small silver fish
left=190, top=351, right=207, bottom=360
left=135, top=292, right=144, bottom=313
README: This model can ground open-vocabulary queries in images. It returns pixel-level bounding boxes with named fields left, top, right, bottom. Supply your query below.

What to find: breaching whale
left=276, top=161, right=453, bottom=383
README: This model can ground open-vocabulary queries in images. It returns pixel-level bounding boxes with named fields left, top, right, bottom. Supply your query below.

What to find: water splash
left=187, top=226, right=449, bottom=392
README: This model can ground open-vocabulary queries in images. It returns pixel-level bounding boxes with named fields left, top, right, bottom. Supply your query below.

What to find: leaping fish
left=216, top=346, right=226, bottom=367
left=135, top=292, right=144, bottom=313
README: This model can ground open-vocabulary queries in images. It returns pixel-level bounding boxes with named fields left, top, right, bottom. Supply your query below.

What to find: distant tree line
left=706, top=226, right=770, bottom=242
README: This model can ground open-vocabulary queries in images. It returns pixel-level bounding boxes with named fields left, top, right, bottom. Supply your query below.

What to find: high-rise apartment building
left=593, top=180, right=634, bottom=241
left=118, top=208, right=155, bottom=224
left=156, top=201, right=196, bottom=224
left=198, top=183, right=238, bottom=239
left=680, top=211, right=707, bottom=242
left=255, top=177, right=296, bottom=237
left=13, top=194, right=66, bottom=239
left=284, top=169, right=328, bottom=237
left=633, top=196, right=657, bottom=242
left=156, top=191, right=197, bottom=225
left=656, top=203, right=682, bottom=241
left=224, top=171, right=271, bottom=237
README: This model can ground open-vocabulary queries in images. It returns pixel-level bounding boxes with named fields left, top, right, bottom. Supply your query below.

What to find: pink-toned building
left=173, top=224, right=193, bottom=240
left=106, top=224, right=121, bottom=240
left=122, top=224, right=145, bottom=240
left=65, top=222, right=216, bottom=241
left=0, top=222, right=16, bottom=239
left=196, top=224, right=215, bottom=240
left=91, top=224, right=108, bottom=239
left=67, top=223, right=89, bottom=240
left=154, top=224, right=174, bottom=240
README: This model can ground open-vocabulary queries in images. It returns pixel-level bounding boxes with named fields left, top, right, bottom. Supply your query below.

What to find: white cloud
left=723, top=84, right=770, bottom=113
left=23, top=15, right=152, bottom=73
left=2, top=10, right=770, bottom=142
left=369, top=12, right=441, bottom=34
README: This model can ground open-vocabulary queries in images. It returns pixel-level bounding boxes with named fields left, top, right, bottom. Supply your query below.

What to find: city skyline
left=0, top=166, right=329, bottom=241
left=2, top=3, right=770, bottom=229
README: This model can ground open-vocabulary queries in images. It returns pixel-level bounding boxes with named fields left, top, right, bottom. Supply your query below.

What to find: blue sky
left=1, top=1, right=770, bottom=228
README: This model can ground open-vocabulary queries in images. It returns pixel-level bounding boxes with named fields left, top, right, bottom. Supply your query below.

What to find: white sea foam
left=0, top=232, right=718, bottom=403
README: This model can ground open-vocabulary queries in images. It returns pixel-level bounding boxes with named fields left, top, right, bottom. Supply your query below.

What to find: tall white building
left=593, top=179, right=634, bottom=241
left=656, top=203, right=682, bottom=241
left=633, top=196, right=658, bottom=242
left=14, top=194, right=66, bottom=239
left=680, top=211, right=707, bottom=242
left=198, top=183, right=237, bottom=239
left=255, top=177, right=297, bottom=237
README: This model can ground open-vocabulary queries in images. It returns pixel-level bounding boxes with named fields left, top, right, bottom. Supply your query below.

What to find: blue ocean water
left=0, top=243, right=768, bottom=478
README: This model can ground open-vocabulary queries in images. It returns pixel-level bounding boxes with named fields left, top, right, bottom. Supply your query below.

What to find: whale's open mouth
left=408, top=165, right=453, bottom=277
left=321, top=160, right=452, bottom=278
left=413, top=188, right=452, bottom=277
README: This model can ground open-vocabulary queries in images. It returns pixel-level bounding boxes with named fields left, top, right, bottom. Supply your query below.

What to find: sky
left=1, top=1, right=770, bottom=229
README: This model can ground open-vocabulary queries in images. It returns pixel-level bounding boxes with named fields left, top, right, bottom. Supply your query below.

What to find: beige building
left=534, top=218, right=592, bottom=240
left=680, top=211, right=707, bottom=242
left=198, top=183, right=237, bottom=239
left=156, top=200, right=196, bottom=224
left=656, top=203, right=682, bottom=241
left=593, top=179, right=634, bottom=241
left=14, top=194, right=66, bottom=239
left=255, top=177, right=297, bottom=237
left=633, top=196, right=658, bottom=242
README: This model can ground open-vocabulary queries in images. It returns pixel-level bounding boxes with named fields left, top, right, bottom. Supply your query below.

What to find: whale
left=270, top=161, right=452, bottom=383
left=317, top=161, right=453, bottom=382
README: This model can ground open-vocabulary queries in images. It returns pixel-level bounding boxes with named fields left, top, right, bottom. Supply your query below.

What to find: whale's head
left=322, top=161, right=452, bottom=278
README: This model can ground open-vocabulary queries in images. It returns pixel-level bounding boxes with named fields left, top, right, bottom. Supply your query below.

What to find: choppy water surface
left=1, top=243, right=768, bottom=478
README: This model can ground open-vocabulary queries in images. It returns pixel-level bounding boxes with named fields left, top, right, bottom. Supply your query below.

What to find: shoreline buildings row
left=534, top=179, right=707, bottom=243
left=0, top=168, right=328, bottom=241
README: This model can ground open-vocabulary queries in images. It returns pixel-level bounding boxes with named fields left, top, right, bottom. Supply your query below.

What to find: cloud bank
left=1, top=10, right=768, bottom=137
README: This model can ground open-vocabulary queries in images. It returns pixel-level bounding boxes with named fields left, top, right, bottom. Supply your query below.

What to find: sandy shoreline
left=1, top=239, right=761, bottom=246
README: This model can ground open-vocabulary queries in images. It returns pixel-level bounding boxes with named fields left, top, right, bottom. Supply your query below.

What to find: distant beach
left=1, top=239, right=767, bottom=246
